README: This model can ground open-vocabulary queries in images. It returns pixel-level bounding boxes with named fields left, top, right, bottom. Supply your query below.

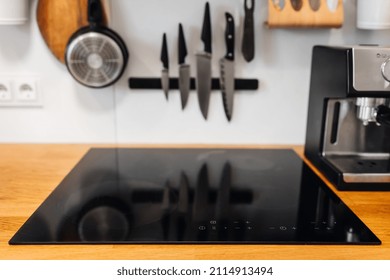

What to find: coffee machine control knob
left=380, top=58, right=390, bottom=82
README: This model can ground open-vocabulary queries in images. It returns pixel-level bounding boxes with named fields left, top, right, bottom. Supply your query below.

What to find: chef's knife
left=219, top=12, right=235, bottom=121
left=178, top=23, right=190, bottom=110
left=196, top=2, right=212, bottom=120
left=161, top=33, right=169, bottom=100
left=242, top=0, right=255, bottom=62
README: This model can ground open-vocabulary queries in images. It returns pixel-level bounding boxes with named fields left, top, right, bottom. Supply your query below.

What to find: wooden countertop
left=1, top=144, right=390, bottom=260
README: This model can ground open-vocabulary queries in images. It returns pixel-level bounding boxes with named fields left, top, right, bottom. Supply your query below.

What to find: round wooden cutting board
left=37, top=0, right=108, bottom=64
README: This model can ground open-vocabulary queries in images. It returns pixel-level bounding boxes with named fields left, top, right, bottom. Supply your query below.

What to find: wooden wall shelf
left=266, top=0, right=344, bottom=28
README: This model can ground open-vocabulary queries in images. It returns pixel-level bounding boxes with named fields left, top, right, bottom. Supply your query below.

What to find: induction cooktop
left=9, top=148, right=380, bottom=245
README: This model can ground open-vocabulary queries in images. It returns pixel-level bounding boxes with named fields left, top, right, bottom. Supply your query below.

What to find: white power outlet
left=15, top=80, right=38, bottom=101
left=0, top=76, right=42, bottom=107
left=0, top=80, right=12, bottom=102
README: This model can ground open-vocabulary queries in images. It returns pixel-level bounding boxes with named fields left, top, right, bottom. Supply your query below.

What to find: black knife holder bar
left=128, top=77, right=259, bottom=91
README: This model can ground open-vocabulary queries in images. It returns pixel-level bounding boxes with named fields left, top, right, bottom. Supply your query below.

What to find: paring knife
left=219, top=12, right=235, bottom=121
left=178, top=24, right=190, bottom=110
left=242, top=0, right=255, bottom=62
left=196, top=2, right=212, bottom=120
left=160, top=33, right=169, bottom=100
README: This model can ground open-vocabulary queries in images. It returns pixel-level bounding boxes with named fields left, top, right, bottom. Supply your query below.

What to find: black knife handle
left=242, top=0, right=255, bottom=62
left=224, top=13, right=235, bottom=60
left=201, top=2, right=212, bottom=54
left=178, top=24, right=187, bottom=65
left=376, top=105, right=390, bottom=126
left=161, top=33, right=169, bottom=69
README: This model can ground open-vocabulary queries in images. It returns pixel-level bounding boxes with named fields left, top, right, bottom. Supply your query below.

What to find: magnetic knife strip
left=128, top=78, right=259, bottom=91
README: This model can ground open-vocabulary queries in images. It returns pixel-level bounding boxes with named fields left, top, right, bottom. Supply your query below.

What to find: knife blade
left=220, top=12, right=235, bottom=121
left=196, top=2, right=212, bottom=120
left=178, top=23, right=190, bottom=110
left=242, top=0, right=255, bottom=62
left=160, top=33, right=169, bottom=100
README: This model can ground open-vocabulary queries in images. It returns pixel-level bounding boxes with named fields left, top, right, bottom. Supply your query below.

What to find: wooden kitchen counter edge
left=1, top=144, right=389, bottom=260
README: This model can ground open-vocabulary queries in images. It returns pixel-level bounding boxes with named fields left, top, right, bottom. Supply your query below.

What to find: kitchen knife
left=161, top=33, right=169, bottom=100
left=178, top=24, right=190, bottom=110
left=242, top=0, right=255, bottom=62
left=196, top=2, right=212, bottom=120
left=219, top=12, right=235, bottom=121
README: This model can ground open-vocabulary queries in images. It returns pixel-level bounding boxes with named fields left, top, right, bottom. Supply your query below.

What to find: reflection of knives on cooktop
left=161, top=181, right=171, bottom=239
left=216, top=162, right=232, bottom=222
left=160, top=33, right=169, bottom=100
left=193, top=164, right=210, bottom=223
left=196, top=2, right=212, bottom=120
left=219, top=13, right=235, bottom=121
left=178, top=172, right=190, bottom=215
left=178, top=24, right=190, bottom=110
left=177, top=172, right=190, bottom=240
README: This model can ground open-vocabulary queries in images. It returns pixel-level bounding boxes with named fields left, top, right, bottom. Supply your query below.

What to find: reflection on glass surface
left=10, top=149, right=380, bottom=244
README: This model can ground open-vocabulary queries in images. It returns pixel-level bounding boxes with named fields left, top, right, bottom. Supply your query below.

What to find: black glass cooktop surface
left=10, top=148, right=380, bottom=245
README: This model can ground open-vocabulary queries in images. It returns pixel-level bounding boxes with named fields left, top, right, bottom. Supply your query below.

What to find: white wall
left=0, top=0, right=390, bottom=144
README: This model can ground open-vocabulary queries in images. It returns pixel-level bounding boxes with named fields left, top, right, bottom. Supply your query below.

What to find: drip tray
left=325, top=155, right=390, bottom=183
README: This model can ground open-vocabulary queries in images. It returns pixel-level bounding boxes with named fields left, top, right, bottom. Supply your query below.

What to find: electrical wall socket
left=0, top=80, right=12, bottom=102
left=0, top=76, right=42, bottom=107
left=15, top=80, right=38, bottom=102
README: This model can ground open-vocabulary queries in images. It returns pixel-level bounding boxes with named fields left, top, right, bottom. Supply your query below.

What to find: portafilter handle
left=355, top=97, right=390, bottom=126
left=376, top=104, right=390, bottom=126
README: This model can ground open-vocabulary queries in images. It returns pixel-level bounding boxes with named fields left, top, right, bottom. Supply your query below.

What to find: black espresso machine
left=305, top=45, right=390, bottom=191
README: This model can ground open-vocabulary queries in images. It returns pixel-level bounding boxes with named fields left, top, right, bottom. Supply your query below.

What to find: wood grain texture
left=36, top=0, right=108, bottom=63
left=1, top=144, right=390, bottom=260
